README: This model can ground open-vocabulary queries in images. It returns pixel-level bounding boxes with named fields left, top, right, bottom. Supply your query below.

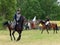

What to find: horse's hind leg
left=41, top=30, right=43, bottom=34
left=53, top=30, right=55, bottom=34
left=46, top=30, right=49, bottom=34
left=56, top=28, right=58, bottom=34
left=53, top=29, right=57, bottom=34
left=12, top=30, right=16, bottom=40
left=56, top=30, right=58, bottom=34
left=56, top=24, right=58, bottom=34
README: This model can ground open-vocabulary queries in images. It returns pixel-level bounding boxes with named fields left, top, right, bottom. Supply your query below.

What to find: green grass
left=0, top=30, right=60, bottom=45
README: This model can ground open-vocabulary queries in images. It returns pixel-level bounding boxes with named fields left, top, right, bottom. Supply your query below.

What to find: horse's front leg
left=9, top=30, right=12, bottom=40
left=41, top=30, right=43, bottom=34
left=12, top=30, right=16, bottom=40
left=16, top=31, right=22, bottom=41
left=46, top=27, right=49, bottom=34
left=46, top=29, right=49, bottom=34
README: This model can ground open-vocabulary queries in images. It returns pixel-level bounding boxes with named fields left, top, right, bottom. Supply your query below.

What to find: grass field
left=0, top=30, right=60, bottom=45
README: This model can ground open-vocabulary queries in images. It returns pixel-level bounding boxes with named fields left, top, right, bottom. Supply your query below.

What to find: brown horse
left=39, top=20, right=58, bottom=34
left=3, top=16, right=25, bottom=41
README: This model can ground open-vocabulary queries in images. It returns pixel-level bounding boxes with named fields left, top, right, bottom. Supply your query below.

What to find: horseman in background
left=45, top=16, right=50, bottom=29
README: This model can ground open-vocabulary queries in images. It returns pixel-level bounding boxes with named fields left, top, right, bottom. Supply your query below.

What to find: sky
left=57, top=0, right=60, bottom=2
left=57, top=0, right=60, bottom=5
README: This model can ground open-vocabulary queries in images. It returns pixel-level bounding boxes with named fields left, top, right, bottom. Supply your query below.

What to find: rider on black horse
left=14, top=8, right=24, bottom=30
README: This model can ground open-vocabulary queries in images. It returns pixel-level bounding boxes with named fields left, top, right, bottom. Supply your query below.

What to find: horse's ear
left=8, top=21, right=11, bottom=24
left=23, top=16, right=26, bottom=21
left=8, top=21, right=10, bottom=23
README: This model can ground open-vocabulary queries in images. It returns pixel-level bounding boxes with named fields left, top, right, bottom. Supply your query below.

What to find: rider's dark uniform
left=14, top=9, right=24, bottom=30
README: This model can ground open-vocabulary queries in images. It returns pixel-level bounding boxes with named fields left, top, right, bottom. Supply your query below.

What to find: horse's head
left=3, top=21, right=11, bottom=26
left=39, top=20, right=45, bottom=24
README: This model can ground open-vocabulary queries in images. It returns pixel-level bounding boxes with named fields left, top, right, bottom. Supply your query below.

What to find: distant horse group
left=39, top=20, right=58, bottom=34
left=3, top=18, right=59, bottom=41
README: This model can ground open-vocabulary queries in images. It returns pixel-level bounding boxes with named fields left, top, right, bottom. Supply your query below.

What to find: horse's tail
left=56, top=24, right=59, bottom=30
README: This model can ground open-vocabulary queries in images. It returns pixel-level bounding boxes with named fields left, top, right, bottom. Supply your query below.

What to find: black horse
left=3, top=16, right=25, bottom=41
left=39, top=20, right=58, bottom=34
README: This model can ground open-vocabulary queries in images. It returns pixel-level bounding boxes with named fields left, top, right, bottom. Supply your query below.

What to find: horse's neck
left=7, top=24, right=11, bottom=28
left=41, top=23, right=45, bottom=26
left=40, top=22, right=45, bottom=26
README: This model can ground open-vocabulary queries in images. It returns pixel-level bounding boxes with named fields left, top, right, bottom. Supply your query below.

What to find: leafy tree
left=0, top=0, right=16, bottom=20
left=0, top=0, right=60, bottom=20
left=17, top=0, right=60, bottom=20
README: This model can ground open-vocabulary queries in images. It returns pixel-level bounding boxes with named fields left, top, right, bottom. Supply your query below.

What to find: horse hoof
left=16, top=39, right=20, bottom=41
left=48, top=32, right=49, bottom=34
left=56, top=32, right=58, bottom=34
left=10, top=39, right=13, bottom=41
left=11, top=39, right=13, bottom=41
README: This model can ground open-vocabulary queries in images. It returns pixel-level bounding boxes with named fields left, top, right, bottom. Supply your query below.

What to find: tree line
left=0, top=0, right=60, bottom=21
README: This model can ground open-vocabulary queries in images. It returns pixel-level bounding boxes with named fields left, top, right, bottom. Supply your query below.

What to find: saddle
left=10, top=21, right=16, bottom=28
left=46, top=23, right=50, bottom=29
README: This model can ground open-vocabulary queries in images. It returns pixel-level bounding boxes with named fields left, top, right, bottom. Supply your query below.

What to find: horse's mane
left=3, top=21, right=8, bottom=25
left=3, top=21, right=12, bottom=26
left=40, top=20, right=45, bottom=24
